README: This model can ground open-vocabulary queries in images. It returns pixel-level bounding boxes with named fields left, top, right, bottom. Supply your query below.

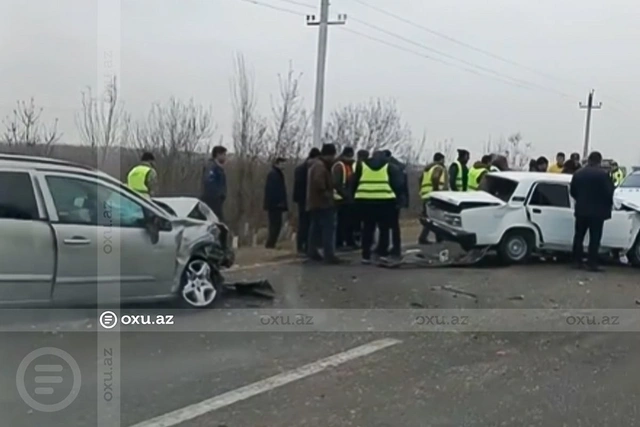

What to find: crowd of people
left=126, top=143, right=627, bottom=270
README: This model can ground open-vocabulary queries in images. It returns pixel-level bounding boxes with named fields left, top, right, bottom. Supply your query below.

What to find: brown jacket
left=306, top=157, right=335, bottom=211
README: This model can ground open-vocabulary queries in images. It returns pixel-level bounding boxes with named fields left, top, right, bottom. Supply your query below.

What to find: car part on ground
left=378, top=247, right=491, bottom=269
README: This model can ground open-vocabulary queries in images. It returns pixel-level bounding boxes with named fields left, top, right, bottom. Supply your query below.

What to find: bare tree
left=2, top=98, right=61, bottom=156
left=132, top=98, right=215, bottom=194
left=267, top=63, right=311, bottom=161
left=323, top=98, right=412, bottom=156
left=229, top=53, right=268, bottom=236
left=484, top=132, right=531, bottom=170
left=75, top=76, right=131, bottom=168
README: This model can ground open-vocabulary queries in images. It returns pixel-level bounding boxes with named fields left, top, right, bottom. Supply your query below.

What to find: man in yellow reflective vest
left=418, top=152, right=447, bottom=245
left=350, top=150, right=402, bottom=264
left=127, top=152, right=158, bottom=199
left=448, top=149, right=470, bottom=191
left=610, top=161, right=624, bottom=187
left=332, top=146, right=356, bottom=250
left=467, top=155, right=493, bottom=190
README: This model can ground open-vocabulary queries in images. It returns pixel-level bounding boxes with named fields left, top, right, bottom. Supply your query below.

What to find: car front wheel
left=497, top=230, right=533, bottom=264
left=178, top=258, right=222, bottom=308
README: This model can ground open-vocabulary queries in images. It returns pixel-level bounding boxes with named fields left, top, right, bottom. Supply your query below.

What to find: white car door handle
left=63, top=237, right=91, bottom=245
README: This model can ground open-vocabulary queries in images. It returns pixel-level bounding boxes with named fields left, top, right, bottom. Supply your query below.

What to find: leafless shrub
left=229, top=53, right=269, bottom=236
left=484, top=132, right=531, bottom=170
left=323, top=98, right=412, bottom=156
left=1, top=98, right=61, bottom=156
left=267, top=63, right=311, bottom=161
left=132, top=98, right=215, bottom=195
left=75, top=76, right=131, bottom=168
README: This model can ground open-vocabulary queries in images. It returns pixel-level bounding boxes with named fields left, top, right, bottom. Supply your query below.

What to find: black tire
left=177, top=257, right=224, bottom=308
left=627, top=234, right=640, bottom=267
left=497, top=229, right=534, bottom=265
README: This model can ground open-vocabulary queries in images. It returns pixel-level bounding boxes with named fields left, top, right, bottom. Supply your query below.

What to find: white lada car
left=422, top=172, right=640, bottom=265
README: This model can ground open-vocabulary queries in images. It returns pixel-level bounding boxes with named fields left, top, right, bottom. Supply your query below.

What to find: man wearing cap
left=449, top=149, right=470, bottom=191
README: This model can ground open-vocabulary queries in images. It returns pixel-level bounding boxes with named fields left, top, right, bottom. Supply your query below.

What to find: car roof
left=0, top=153, right=117, bottom=181
left=489, top=171, right=572, bottom=185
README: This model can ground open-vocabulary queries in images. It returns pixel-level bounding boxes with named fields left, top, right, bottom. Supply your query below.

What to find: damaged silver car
left=0, top=154, right=234, bottom=308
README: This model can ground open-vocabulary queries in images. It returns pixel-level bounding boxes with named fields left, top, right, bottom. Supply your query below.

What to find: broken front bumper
left=421, top=217, right=477, bottom=249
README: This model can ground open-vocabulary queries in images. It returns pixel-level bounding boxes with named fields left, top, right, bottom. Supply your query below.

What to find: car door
left=36, top=172, right=179, bottom=304
left=526, top=182, right=574, bottom=249
left=0, top=170, right=55, bottom=304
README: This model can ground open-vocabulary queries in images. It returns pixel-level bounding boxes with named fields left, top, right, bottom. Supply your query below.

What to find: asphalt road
left=3, top=246, right=640, bottom=427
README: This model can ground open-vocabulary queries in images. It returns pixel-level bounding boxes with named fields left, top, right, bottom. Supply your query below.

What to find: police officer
left=127, top=152, right=157, bottom=198
left=418, top=152, right=447, bottom=245
left=449, top=149, right=470, bottom=191
left=467, top=155, right=492, bottom=190
left=610, top=161, right=624, bottom=187
left=350, top=150, right=403, bottom=264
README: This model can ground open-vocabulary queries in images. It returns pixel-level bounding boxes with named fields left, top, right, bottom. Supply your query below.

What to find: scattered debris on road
left=378, top=247, right=490, bottom=269
left=226, top=279, right=275, bottom=299
left=431, top=285, right=478, bottom=301
left=508, top=295, right=525, bottom=301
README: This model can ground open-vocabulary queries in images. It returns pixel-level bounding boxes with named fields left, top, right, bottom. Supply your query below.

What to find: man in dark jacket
left=332, top=146, right=356, bottom=250
left=570, top=151, right=614, bottom=272
left=201, top=145, right=227, bottom=221
left=293, top=148, right=320, bottom=254
left=563, top=152, right=582, bottom=174
left=307, top=143, right=344, bottom=264
left=263, top=157, right=288, bottom=249
left=350, top=150, right=403, bottom=263
left=384, top=150, right=408, bottom=259
left=449, top=149, right=470, bottom=191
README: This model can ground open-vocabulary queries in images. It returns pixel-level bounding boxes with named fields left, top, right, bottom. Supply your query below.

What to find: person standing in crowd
left=351, top=150, right=403, bottom=264
left=491, top=154, right=509, bottom=171
left=127, top=151, right=158, bottom=199
left=610, top=161, right=624, bottom=187
left=563, top=152, right=581, bottom=174
left=263, top=157, right=288, bottom=249
left=548, top=152, right=565, bottom=173
left=418, top=152, right=447, bottom=245
left=536, top=156, right=549, bottom=171
left=570, top=151, right=614, bottom=272
left=332, top=146, right=356, bottom=250
left=449, top=149, right=470, bottom=191
left=352, top=149, right=370, bottom=246
left=293, top=148, right=320, bottom=255
left=467, top=155, right=492, bottom=190
left=201, top=145, right=227, bottom=221
left=307, top=143, right=344, bottom=264
left=384, top=150, right=407, bottom=260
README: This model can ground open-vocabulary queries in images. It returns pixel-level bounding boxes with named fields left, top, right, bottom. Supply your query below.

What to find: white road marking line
left=128, top=338, right=402, bottom=427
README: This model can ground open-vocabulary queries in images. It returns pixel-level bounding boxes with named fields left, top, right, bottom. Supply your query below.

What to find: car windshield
left=620, top=174, right=640, bottom=188
left=479, top=175, right=518, bottom=202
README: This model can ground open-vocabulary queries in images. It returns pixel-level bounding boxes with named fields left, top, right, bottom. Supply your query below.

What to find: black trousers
left=308, top=208, right=337, bottom=258
left=360, top=202, right=394, bottom=260
left=418, top=204, right=443, bottom=243
left=296, top=204, right=310, bottom=253
left=266, top=210, right=283, bottom=248
left=336, top=203, right=356, bottom=248
left=388, top=207, right=402, bottom=256
left=572, top=216, right=605, bottom=266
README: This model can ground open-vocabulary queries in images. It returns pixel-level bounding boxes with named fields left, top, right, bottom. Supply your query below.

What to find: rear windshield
left=620, top=174, right=640, bottom=188
left=479, top=175, right=518, bottom=202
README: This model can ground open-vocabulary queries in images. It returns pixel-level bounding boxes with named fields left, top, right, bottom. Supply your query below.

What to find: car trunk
left=427, top=191, right=505, bottom=214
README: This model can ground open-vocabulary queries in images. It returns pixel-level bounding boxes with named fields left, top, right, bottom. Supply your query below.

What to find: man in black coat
left=292, top=148, right=320, bottom=254
left=263, top=157, right=288, bottom=249
left=570, top=151, right=614, bottom=271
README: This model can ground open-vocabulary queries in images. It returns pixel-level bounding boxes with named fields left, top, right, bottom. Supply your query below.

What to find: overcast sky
left=1, top=0, right=639, bottom=163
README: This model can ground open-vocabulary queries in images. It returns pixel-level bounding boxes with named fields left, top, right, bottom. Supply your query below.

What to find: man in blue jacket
left=201, top=145, right=227, bottom=222
left=263, top=157, right=288, bottom=248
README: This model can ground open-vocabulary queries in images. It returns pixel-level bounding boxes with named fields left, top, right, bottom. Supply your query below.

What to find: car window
left=478, top=175, right=518, bottom=202
left=528, top=183, right=570, bottom=208
left=46, top=176, right=145, bottom=227
left=0, top=171, right=39, bottom=220
left=620, top=174, right=640, bottom=188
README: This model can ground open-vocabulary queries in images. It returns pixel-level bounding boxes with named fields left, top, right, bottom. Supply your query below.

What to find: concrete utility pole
left=307, top=1, right=347, bottom=147
left=579, top=89, right=602, bottom=159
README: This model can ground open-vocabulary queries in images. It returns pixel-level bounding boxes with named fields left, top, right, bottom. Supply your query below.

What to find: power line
left=350, top=0, right=575, bottom=86
left=340, top=28, right=537, bottom=91
left=276, top=0, right=315, bottom=9
left=349, top=17, right=572, bottom=98
left=237, top=0, right=302, bottom=16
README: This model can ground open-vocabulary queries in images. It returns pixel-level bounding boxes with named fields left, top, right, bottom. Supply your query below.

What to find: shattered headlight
left=443, top=213, right=462, bottom=227
left=207, top=223, right=220, bottom=240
